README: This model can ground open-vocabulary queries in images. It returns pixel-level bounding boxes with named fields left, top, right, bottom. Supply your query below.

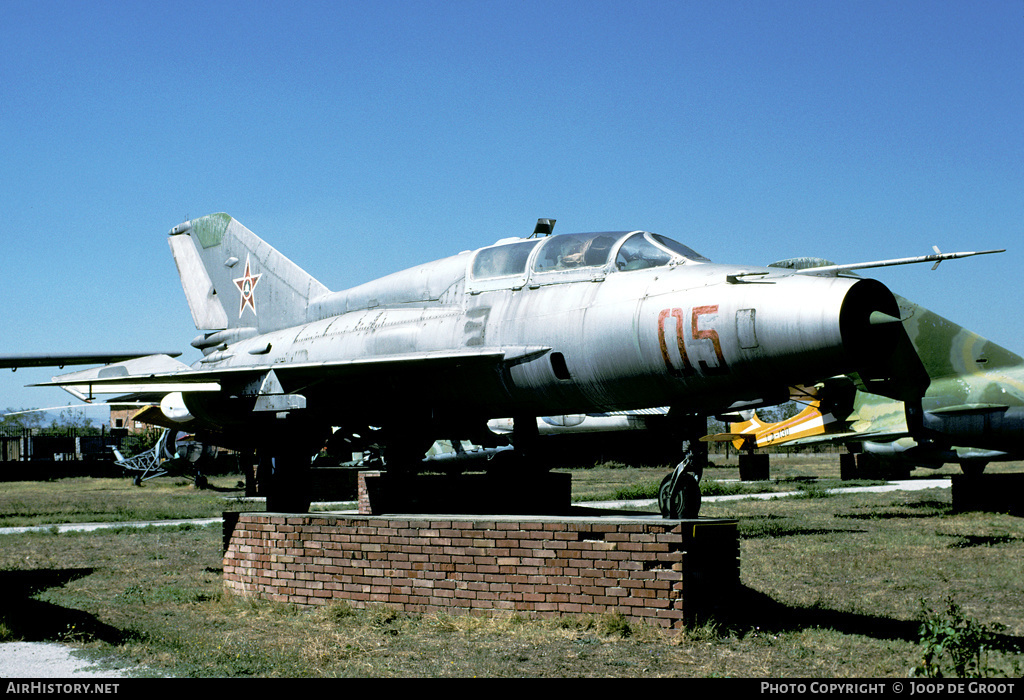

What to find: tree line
left=0, top=406, right=101, bottom=436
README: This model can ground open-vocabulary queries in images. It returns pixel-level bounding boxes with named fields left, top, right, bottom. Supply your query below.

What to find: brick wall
left=222, top=511, right=739, bottom=630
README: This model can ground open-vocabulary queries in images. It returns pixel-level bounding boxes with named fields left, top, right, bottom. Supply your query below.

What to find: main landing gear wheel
left=659, top=468, right=701, bottom=519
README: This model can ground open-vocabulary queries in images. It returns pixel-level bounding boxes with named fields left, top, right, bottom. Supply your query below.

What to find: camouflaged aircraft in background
left=724, top=284, right=1022, bottom=477
left=2, top=214, right=1001, bottom=515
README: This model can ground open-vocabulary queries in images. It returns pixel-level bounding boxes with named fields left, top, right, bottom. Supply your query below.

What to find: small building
left=110, top=406, right=157, bottom=435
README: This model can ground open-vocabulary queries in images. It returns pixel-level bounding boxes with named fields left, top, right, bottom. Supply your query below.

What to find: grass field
left=0, top=455, right=1021, bottom=677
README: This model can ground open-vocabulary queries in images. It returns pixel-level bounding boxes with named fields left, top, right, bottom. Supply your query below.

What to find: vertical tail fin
left=896, top=294, right=1024, bottom=376
left=168, top=213, right=329, bottom=335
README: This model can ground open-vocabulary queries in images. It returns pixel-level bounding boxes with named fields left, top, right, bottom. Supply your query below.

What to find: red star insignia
left=233, top=255, right=262, bottom=318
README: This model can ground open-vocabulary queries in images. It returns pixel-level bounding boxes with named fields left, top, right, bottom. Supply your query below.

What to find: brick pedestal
left=222, top=511, right=739, bottom=630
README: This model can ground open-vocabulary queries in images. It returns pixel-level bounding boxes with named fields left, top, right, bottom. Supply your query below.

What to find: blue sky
left=2, top=0, right=1021, bottom=416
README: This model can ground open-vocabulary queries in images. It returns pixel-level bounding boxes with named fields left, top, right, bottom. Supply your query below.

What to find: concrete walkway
left=0, top=642, right=143, bottom=678
left=0, top=517, right=224, bottom=536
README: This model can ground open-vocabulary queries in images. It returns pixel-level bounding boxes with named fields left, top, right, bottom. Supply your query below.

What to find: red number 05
left=657, top=305, right=727, bottom=377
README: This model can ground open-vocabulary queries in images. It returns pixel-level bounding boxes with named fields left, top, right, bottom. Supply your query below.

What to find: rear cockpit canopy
left=471, top=239, right=543, bottom=279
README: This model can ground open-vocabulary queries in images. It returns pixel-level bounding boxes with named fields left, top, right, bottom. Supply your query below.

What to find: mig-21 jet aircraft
left=4, top=214, right=1001, bottom=516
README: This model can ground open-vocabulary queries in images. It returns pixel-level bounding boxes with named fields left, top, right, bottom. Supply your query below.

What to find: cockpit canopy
left=470, top=230, right=708, bottom=282
left=471, top=239, right=542, bottom=279
left=315, top=229, right=710, bottom=317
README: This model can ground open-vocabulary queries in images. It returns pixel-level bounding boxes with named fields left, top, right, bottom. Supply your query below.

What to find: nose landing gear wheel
left=659, top=471, right=701, bottom=519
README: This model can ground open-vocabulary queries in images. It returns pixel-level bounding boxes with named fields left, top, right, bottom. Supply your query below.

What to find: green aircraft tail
left=896, top=294, right=1023, bottom=378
